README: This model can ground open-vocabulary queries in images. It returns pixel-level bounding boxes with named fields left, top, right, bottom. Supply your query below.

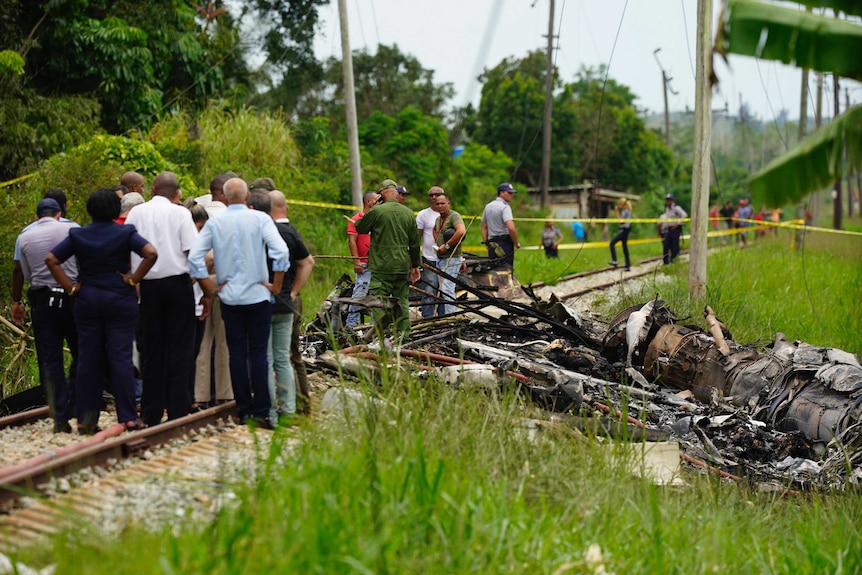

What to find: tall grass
left=608, top=228, right=862, bottom=356
left=29, top=376, right=862, bottom=574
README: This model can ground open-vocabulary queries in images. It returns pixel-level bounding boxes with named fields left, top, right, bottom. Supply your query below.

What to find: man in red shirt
left=345, top=191, right=379, bottom=328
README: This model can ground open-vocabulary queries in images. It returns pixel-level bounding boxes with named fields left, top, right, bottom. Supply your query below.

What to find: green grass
left=23, top=377, right=862, bottom=574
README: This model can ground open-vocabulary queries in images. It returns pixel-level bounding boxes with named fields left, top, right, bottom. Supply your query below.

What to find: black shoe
left=54, top=421, right=72, bottom=434
left=246, top=417, right=274, bottom=431
left=623, top=267, right=631, bottom=272
left=608, top=261, right=618, bottom=267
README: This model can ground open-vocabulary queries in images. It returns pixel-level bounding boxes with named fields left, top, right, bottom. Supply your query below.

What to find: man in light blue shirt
left=189, top=178, right=290, bottom=427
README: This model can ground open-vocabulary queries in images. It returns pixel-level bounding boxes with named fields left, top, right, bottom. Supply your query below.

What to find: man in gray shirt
left=14, top=199, right=79, bottom=433
left=481, top=182, right=521, bottom=269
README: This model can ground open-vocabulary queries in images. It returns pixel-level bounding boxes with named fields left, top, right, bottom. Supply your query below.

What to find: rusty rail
left=0, top=407, right=49, bottom=430
left=0, top=401, right=238, bottom=508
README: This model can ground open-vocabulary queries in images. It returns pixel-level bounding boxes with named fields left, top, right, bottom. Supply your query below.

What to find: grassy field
left=6, top=217, right=862, bottom=574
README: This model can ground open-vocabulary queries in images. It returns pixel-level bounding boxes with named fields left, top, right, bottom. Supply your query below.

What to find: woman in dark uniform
left=47, top=188, right=157, bottom=434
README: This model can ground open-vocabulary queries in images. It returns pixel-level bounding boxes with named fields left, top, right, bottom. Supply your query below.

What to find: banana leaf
left=716, top=0, right=862, bottom=81
left=787, top=0, right=862, bottom=18
left=747, top=105, right=862, bottom=205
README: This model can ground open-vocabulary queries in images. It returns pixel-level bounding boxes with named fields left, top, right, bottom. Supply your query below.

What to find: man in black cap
left=354, top=179, right=421, bottom=344
left=12, top=189, right=77, bottom=326
left=662, top=193, right=687, bottom=264
left=481, top=182, right=521, bottom=268
left=13, top=198, right=79, bottom=432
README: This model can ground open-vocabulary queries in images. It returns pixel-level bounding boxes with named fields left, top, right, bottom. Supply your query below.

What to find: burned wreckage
left=307, top=270, right=862, bottom=490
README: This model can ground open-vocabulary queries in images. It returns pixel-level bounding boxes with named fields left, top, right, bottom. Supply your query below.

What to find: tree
left=359, top=106, right=452, bottom=191
left=715, top=0, right=862, bottom=207
left=557, top=66, right=673, bottom=193
left=16, top=0, right=248, bottom=131
left=470, top=51, right=549, bottom=186
left=290, top=44, right=455, bottom=129
left=469, top=57, right=672, bottom=193
left=240, top=0, right=330, bottom=112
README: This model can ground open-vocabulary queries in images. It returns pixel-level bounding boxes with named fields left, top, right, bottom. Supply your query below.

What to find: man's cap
left=497, top=182, right=515, bottom=193
left=665, top=193, right=675, bottom=200
left=378, top=179, right=398, bottom=192
left=250, top=177, right=276, bottom=191
left=36, top=198, right=61, bottom=217
left=396, top=185, right=410, bottom=196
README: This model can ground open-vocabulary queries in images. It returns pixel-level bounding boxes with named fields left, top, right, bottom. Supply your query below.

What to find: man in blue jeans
left=249, top=188, right=314, bottom=425
left=346, top=191, right=379, bottom=328
left=431, top=193, right=466, bottom=315
left=189, top=178, right=290, bottom=427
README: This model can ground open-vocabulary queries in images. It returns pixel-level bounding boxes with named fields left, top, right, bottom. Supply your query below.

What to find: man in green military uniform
left=355, top=179, right=421, bottom=343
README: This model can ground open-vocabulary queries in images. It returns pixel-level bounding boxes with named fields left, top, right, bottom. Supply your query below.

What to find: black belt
left=27, top=285, right=68, bottom=307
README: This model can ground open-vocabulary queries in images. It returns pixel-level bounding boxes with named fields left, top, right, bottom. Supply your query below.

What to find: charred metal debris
left=304, top=270, right=862, bottom=491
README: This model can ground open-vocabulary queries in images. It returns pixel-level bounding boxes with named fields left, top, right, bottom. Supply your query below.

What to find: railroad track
left=0, top=402, right=240, bottom=506
left=0, top=406, right=50, bottom=431
left=0, top=402, right=275, bottom=553
left=0, top=417, right=271, bottom=553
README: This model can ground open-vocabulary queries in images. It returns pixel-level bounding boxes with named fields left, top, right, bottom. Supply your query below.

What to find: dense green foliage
left=467, top=58, right=673, bottom=195
left=294, top=44, right=455, bottom=128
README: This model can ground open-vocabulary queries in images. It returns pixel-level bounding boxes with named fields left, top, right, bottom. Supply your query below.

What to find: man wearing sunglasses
left=416, top=186, right=445, bottom=317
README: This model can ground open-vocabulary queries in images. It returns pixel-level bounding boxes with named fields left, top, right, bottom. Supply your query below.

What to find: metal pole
left=338, top=0, right=363, bottom=208
left=541, top=0, right=555, bottom=209
left=662, top=71, right=670, bottom=147
left=688, top=0, right=712, bottom=300
left=653, top=49, right=674, bottom=148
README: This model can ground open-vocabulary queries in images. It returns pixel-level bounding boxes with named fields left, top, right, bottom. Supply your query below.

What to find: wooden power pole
left=847, top=87, right=854, bottom=218
left=833, top=73, right=842, bottom=230
left=688, top=0, right=712, bottom=300
left=540, top=0, right=555, bottom=209
left=338, top=0, right=363, bottom=208
left=653, top=49, right=676, bottom=148
left=795, top=61, right=809, bottom=247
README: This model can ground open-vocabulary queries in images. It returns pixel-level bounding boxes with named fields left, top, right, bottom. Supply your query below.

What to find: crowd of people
left=12, top=172, right=314, bottom=434
left=13, top=171, right=779, bottom=434
left=346, top=179, right=478, bottom=344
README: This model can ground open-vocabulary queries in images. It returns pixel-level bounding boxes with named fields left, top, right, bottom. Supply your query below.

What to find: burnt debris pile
left=305, top=280, right=862, bottom=490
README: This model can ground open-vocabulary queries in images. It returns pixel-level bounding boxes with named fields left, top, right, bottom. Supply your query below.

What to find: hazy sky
left=314, top=0, right=859, bottom=122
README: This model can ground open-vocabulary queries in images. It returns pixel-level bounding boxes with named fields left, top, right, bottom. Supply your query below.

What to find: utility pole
left=795, top=63, right=809, bottom=247
left=653, top=49, right=677, bottom=148
left=833, top=73, right=842, bottom=230
left=812, top=71, right=824, bottom=225
left=338, top=0, right=363, bottom=208
left=688, top=0, right=712, bottom=300
left=847, top=87, right=854, bottom=217
left=540, top=0, right=555, bottom=209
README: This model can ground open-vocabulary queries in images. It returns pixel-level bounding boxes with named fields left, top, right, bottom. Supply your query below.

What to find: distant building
left=526, top=181, right=640, bottom=220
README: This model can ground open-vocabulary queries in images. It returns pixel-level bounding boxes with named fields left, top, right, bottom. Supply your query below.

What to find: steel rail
left=0, top=401, right=238, bottom=508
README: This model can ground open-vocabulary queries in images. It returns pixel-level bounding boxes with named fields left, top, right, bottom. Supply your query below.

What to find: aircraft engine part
left=642, top=324, right=730, bottom=402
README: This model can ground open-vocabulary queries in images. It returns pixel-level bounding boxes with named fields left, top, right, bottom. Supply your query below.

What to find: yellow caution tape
left=0, top=173, right=36, bottom=188
left=5, top=170, right=860, bottom=238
